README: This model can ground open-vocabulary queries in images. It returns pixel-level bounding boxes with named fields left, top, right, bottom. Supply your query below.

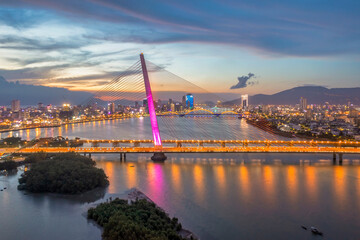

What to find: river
left=1, top=117, right=360, bottom=239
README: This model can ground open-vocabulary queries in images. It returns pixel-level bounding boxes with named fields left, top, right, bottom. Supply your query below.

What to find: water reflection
left=334, top=166, right=346, bottom=209
left=57, top=126, right=61, bottom=136
left=104, top=162, right=115, bottom=193
left=213, top=165, right=226, bottom=198
left=305, top=166, right=317, bottom=202
left=239, top=165, right=250, bottom=201
left=1, top=159, right=360, bottom=240
left=358, top=168, right=360, bottom=200
left=171, top=164, right=181, bottom=194
left=7, top=116, right=301, bottom=142
left=286, top=166, right=298, bottom=204
left=147, top=163, right=165, bottom=206
left=263, top=166, right=275, bottom=206
left=127, top=163, right=137, bottom=188
left=193, top=165, right=204, bottom=203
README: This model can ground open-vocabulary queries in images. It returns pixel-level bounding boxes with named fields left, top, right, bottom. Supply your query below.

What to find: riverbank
left=0, top=115, right=143, bottom=134
left=246, top=119, right=295, bottom=138
left=246, top=118, right=354, bottom=141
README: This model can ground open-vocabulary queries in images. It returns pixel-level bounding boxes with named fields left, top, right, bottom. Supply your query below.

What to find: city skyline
left=0, top=1, right=359, bottom=96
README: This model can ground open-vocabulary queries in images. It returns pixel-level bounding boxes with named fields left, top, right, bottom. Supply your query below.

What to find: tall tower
left=185, top=93, right=194, bottom=109
left=300, top=97, right=307, bottom=111
left=241, top=94, right=248, bottom=109
left=140, top=53, right=167, bottom=161
left=11, top=99, right=20, bottom=112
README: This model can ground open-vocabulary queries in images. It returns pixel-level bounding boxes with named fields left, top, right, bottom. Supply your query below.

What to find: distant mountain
left=224, top=86, right=360, bottom=106
left=0, top=76, right=93, bottom=106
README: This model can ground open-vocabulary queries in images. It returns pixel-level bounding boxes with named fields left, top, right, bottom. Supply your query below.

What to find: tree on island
left=18, top=152, right=109, bottom=194
left=0, top=160, right=18, bottom=171
left=88, top=198, right=192, bottom=240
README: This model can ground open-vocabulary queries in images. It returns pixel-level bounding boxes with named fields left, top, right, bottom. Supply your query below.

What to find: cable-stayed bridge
left=2, top=53, right=359, bottom=162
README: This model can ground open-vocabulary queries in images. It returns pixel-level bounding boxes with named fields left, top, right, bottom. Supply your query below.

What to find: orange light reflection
left=305, top=166, right=317, bottom=202
left=104, top=162, right=115, bottom=193
left=334, top=166, right=346, bottom=208
left=263, top=166, right=275, bottom=205
left=127, top=163, right=136, bottom=188
left=286, top=166, right=298, bottom=204
left=239, top=165, right=250, bottom=200
left=193, top=165, right=204, bottom=203
left=214, top=165, right=226, bottom=196
left=171, top=164, right=181, bottom=194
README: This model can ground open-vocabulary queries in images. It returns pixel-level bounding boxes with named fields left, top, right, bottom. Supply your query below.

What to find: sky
left=0, top=0, right=359, bottom=96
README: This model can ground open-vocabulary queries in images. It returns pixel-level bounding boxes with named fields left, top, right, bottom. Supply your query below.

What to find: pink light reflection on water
left=146, top=163, right=165, bottom=207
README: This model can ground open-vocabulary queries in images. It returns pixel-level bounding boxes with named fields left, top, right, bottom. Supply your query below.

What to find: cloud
left=230, top=73, right=257, bottom=89
left=0, top=1, right=359, bottom=93
left=0, top=1, right=359, bottom=57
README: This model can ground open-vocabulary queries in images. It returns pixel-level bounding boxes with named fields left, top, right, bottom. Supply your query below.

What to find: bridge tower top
left=140, top=53, right=162, bottom=147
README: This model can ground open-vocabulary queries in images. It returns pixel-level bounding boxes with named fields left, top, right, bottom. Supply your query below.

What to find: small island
left=88, top=189, right=197, bottom=240
left=18, top=152, right=109, bottom=194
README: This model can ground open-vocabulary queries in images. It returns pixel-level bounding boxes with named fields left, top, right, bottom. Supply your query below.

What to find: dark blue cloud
left=0, top=0, right=359, bottom=56
left=230, top=73, right=257, bottom=89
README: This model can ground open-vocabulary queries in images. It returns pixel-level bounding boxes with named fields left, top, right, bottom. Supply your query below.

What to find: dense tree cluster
left=0, top=160, right=18, bottom=171
left=0, top=137, right=26, bottom=148
left=18, top=153, right=109, bottom=194
left=88, top=198, right=192, bottom=240
left=23, top=152, right=48, bottom=164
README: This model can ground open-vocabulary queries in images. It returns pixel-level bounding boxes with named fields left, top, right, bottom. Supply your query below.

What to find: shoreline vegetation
left=17, top=152, right=109, bottom=194
left=88, top=188, right=197, bottom=240
left=0, top=160, right=18, bottom=172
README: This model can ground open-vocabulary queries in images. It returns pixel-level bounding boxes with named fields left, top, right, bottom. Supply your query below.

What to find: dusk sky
left=0, top=0, right=359, bottom=95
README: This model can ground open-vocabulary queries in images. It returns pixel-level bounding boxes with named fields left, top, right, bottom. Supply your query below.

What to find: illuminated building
left=241, top=94, right=248, bottom=109
left=143, top=98, right=149, bottom=113
left=107, top=102, right=115, bottom=114
left=186, top=93, right=194, bottom=109
left=63, top=103, right=71, bottom=111
left=300, top=97, right=307, bottom=110
left=182, top=95, right=186, bottom=107
left=11, top=99, right=20, bottom=112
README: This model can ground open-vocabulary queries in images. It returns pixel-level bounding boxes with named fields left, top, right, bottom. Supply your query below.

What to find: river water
left=1, top=117, right=360, bottom=240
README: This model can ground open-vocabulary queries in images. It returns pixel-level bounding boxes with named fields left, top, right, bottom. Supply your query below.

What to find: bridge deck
left=2, top=146, right=360, bottom=155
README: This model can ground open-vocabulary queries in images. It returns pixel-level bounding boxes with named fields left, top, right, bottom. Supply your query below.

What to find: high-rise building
left=107, top=102, right=115, bottom=114
left=175, top=103, right=182, bottom=112
left=143, top=98, right=149, bottom=113
left=11, top=99, right=20, bottom=112
left=62, top=103, right=70, bottom=111
left=117, top=104, right=124, bottom=113
left=349, top=107, right=359, bottom=118
left=300, top=97, right=307, bottom=110
left=241, top=94, right=248, bottom=109
left=157, top=99, right=162, bottom=110
left=182, top=95, right=186, bottom=107
left=185, top=93, right=194, bottom=109
left=167, top=99, right=172, bottom=111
